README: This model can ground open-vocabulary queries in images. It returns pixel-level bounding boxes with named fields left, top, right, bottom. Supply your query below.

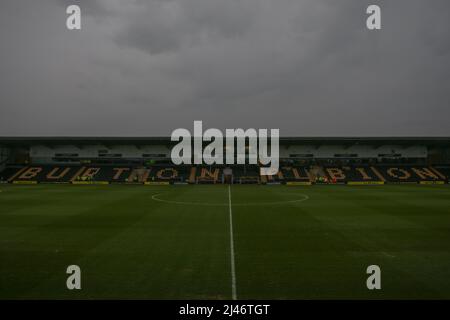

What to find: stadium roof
left=1, top=137, right=450, bottom=147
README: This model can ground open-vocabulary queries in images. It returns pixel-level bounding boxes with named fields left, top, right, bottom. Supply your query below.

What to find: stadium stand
left=434, top=166, right=450, bottom=180
left=1, top=164, right=448, bottom=184
left=375, top=166, right=446, bottom=184
left=0, top=137, right=449, bottom=185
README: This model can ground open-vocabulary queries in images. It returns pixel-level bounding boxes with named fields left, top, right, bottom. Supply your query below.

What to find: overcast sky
left=0, top=0, right=449, bottom=137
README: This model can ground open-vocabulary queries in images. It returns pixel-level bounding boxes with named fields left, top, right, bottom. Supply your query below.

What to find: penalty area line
left=228, top=185, right=237, bottom=300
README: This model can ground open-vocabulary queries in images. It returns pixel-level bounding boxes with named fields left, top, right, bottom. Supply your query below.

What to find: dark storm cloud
left=0, top=0, right=449, bottom=136
left=114, top=0, right=256, bottom=55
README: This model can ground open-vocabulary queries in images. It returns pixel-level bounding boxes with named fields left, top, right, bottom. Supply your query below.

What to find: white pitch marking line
left=381, top=251, right=396, bottom=258
left=151, top=192, right=309, bottom=207
left=228, top=185, right=237, bottom=300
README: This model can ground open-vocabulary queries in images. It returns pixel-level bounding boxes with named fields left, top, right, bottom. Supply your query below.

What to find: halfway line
left=228, top=184, right=237, bottom=300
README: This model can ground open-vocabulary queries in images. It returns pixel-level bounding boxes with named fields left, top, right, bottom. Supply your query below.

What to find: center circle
left=151, top=192, right=309, bottom=206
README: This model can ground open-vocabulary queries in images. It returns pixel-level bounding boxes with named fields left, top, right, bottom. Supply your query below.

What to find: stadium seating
left=322, top=166, right=383, bottom=183
left=433, top=166, right=450, bottom=181
left=0, top=164, right=448, bottom=184
left=375, top=166, right=446, bottom=183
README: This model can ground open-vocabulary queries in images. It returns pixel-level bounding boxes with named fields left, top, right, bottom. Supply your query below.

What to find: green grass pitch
left=1, top=184, right=450, bottom=299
